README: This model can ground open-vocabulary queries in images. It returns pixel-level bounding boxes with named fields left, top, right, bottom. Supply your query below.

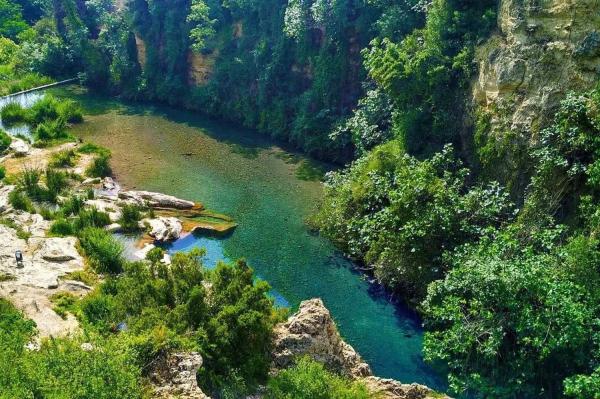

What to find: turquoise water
left=43, top=86, right=444, bottom=389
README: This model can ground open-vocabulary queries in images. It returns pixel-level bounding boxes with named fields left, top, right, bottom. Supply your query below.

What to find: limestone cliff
left=474, top=0, right=600, bottom=145
left=272, top=299, right=449, bottom=399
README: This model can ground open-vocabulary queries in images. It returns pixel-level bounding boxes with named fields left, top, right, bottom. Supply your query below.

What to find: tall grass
left=78, top=227, right=124, bottom=274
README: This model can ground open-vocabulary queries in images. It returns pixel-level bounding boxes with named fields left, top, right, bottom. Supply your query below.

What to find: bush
left=78, top=227, right=124, bottom=274
left=34, top=118, right=68, bottom=142
left=59, top=195, right=85, bottom=216
left=0, top=165, right=5, bottom=181
left=18, top=167, right=42, bottom=199
left=311, top=141, right=513, bottom=299
left=0, top=129, right=11, bottom=152
left=73, top=207, right=111, bottom=230
left=119, top=203, right=142, bottom=232
left=0, top=102, right=27, bottom=125
left=8, top=190, right=33, bottom=212
left=49, top=149, right=78, bottom=168
left=86, top=154, right=111, bottom=178
left=45, top=168, right=68, bottom=202
left=265, top=357, right=370, bottom=399
left=49, top=218, right=75, bottom=236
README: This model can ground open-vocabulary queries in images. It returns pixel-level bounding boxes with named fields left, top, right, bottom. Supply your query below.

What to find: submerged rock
left=119, top=190, right=195, bottom=209
left=143, top=217, right=183, bottom=242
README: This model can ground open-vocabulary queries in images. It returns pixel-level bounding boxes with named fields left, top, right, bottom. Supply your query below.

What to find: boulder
left=150, top=352, right=209, bottom=399
left=119, top=190, right=195, bottom=209
left=143, top=217, right=183, bottom=242
left=37, top=237, right=80, bottom=262
left=9, top=139, right=30, bottom=156
left=272, top=298, right=371, bottom=378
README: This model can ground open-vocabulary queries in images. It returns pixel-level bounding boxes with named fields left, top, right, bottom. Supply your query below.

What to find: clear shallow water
left=0, top=91, right=45, bottom=139
left=39, top=86, right=444, bottom=389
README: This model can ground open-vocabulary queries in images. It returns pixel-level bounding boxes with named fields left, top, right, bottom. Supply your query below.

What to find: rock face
left=37, top=237, right=80, bottom=262
left=119, top=190, right=195, bottom=209
left=474, top=0, right=600, bottom=142
left=272, top=298, right=371, bottom=378
left=143, top=217, right=183, bottom=242
left=272, top=299, right=449, bottom=399
left=150, top=352, right=209, bottom=399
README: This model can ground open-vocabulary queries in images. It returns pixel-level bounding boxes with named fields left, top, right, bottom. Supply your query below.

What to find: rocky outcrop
left=272, top=298, right=371, bottom=378
left=150, top=352, right=209, bottom=399
left=119, top=190, right=195, bottom=209
left=474, top=0, right=600, bottom=142
left=143, top=217, right=183, bottom=242
left=272, top=298, right=449, bottom=399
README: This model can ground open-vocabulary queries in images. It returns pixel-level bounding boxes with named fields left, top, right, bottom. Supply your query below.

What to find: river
left=2, top=85, right=444, bottom=389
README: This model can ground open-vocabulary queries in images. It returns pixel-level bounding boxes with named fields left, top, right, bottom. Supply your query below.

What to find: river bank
left=1, top=85, right=445, bottom=389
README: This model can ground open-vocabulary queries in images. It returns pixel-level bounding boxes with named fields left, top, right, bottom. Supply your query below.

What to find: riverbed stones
left=119, top=190, right=195, bottom=209
left=272, top=298, right=371, bottom=378
left=143, top=217, right=183, bottom=242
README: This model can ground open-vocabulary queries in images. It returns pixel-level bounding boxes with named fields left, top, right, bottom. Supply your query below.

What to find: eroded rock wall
left=474, top=0, right=600, bottom=143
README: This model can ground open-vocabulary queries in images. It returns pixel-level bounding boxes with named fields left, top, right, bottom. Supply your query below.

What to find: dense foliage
left=311, top=140, right=512, bottom=300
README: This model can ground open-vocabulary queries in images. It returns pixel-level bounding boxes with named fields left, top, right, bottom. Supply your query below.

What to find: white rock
left=105, top=223, right=122, bottom=233
left=82, top=177, right=101, bottom=185
left=9, top=139, right=30, bottom=156
left=119, top=190, right=194, bottom=209
left=143, top=217, right=182, bottom=242
left=85, top=199, right=122, bottom=222
left=80, top=343, right=94, bottom=351
left=36, top=237, right=80, bottom=262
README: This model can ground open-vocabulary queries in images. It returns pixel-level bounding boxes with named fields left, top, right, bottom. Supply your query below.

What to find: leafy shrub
left=17, top=167, right=42, bottom=199
left=265, top=357, right=370, bottom=399
left=422, top=229, right=596, bottom=398
left=0, top=129, right=11, bottom=152
left=312, top=141, right=513, bottom=299
left=0, top=165, right=5, bottom=180
left=78, top=227, right=124, bottom=274
left=118, top=203, right=143, bottom=232
left=49, top=149, right=78, bottom=167
left=0, top=102, right=27, bottom=125
left=86, top=154, right=111, bottom=178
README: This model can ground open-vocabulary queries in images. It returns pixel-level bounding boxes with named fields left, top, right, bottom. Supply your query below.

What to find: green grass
left=49, top=149, right=78, bottom=168
left=50, top=291, right=78, bottom=319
